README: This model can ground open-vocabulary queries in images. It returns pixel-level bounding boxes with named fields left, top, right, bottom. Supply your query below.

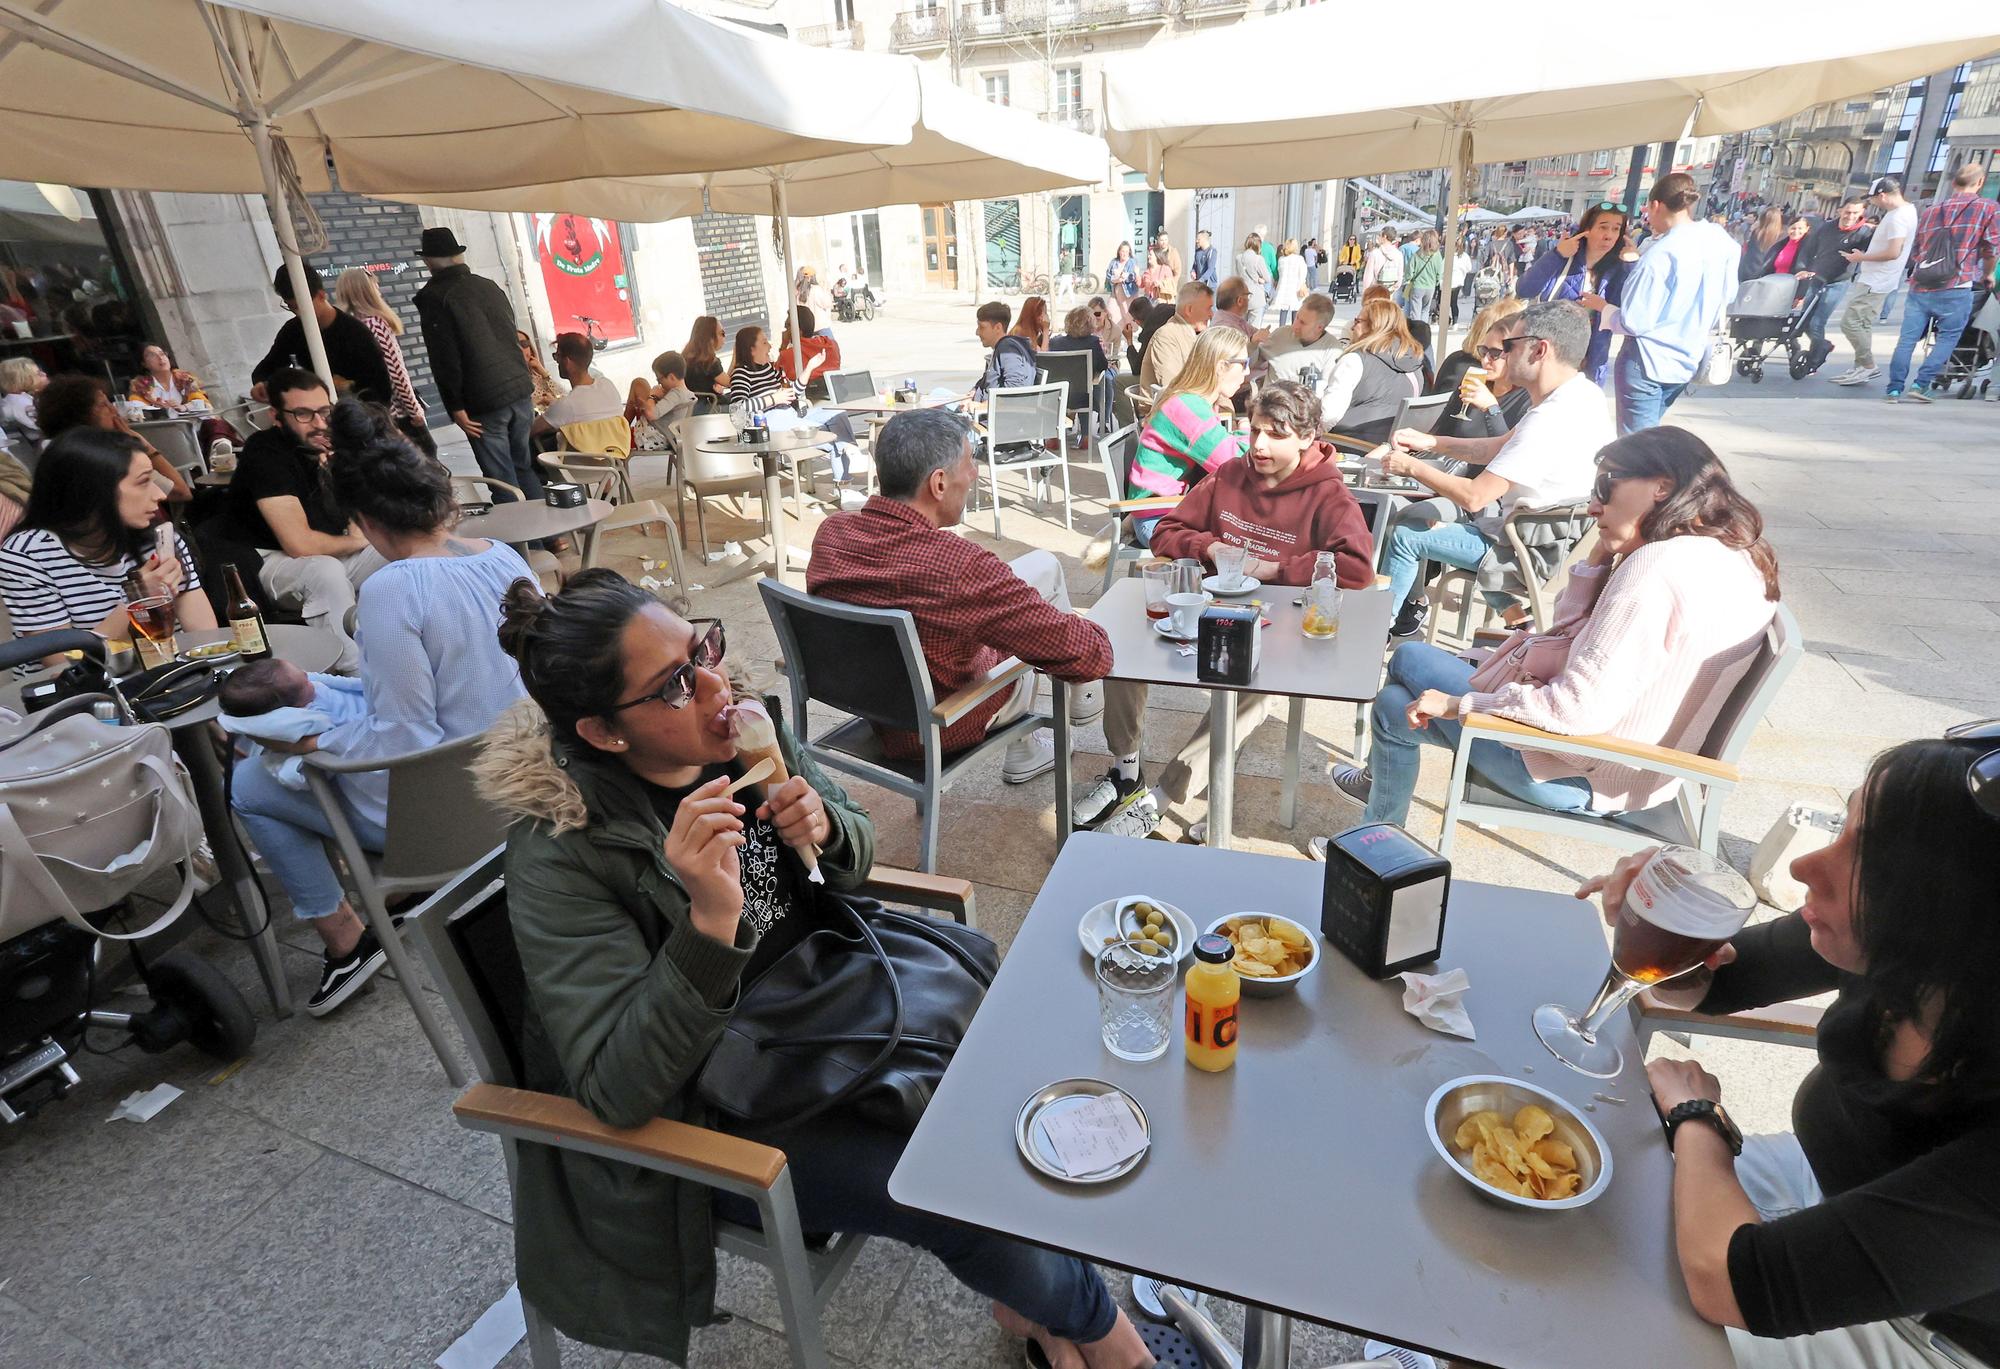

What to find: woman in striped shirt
left=334, top=268, right=435, bottom=457
left=723, top=326, right=799, bottom=416
left=0, top=428, right=217, bottom=664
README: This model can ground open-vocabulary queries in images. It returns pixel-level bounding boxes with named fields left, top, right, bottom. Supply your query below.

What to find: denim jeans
left=1406, top=290, right=1436, bottom=324
left=1801, top=280, right=1846, bottom=350
left=1362, top=642, right=1594, bottom=827
left=716, top=1108, right=1117, bottom=1345
left=467, top=394, right=543, bottom=501
left=1383, top=519, right=1494, bottom=614
left=231, top=756, right=386, bottom=921
left=1613, top=344, right=1688, bottom=436
left=1886, top=288, right=1976, bottom=393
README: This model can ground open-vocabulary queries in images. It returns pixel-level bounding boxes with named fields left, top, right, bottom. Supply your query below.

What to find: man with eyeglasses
left=216, top=367, right=384, bottom=672
left=1371, top=299, right=1609, bottom=639
left=249, top=261, right=394, bottom=409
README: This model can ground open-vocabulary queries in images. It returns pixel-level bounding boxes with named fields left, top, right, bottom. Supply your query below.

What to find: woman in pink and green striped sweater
left=1129, top=326, right=1249, bottom=543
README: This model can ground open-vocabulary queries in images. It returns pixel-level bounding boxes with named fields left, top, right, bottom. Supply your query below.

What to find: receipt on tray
left=1036, top=1094, right=1148, bottom=1177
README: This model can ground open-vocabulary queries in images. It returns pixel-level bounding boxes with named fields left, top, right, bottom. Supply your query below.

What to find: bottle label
left=232, top=617, right=268, bottom=656
left=1185, top=999, right=1239, bottom=1050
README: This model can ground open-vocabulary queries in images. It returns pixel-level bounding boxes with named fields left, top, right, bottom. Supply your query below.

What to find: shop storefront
left=0, top=180, right=147, bottom=386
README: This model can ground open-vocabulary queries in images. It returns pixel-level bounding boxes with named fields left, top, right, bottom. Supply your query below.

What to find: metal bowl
left=1425, top=1074, right=1612, bottom=1211
left=1203, top=911, right=1321, bottom=997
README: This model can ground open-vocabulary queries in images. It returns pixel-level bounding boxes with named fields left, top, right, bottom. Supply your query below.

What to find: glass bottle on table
left=1184, top=934, right=1240, bottom=1072
left=223, top=565, right=272, bottom=661
left=1301, top=550, right=1341, bottom=639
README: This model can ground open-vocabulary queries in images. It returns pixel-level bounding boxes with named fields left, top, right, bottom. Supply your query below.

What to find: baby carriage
left=1332, top=265, right=1358, bottom=303
left=1931, top=277, right=1996, bottom=400
left=1727, top=273, right=1825, bottom=383
left=0, top=631, right=254, bottom=1123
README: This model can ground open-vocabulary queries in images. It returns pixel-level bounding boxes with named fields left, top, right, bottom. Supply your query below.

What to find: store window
left=1054, top=194, right=1088, bottom=277
left=983, top=198, right=1022, bottom=287
left=0, top=179, right=145, bottom=386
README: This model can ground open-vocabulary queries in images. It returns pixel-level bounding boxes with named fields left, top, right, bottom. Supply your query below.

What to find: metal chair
left=1090, top=422, right=1178, bottom=595
left=300, top=733, right=514, bottom=1084
left=1425, top=501, right=1596, bottom=645
left=1034, top=348, right=1098, bottom=454
left=131, top=417, right=204, bottom=475
left=673, top=412, right=796, bottom=556
left=534, top=455, right=618, bottom=503
left=975, top=382, right=1072, bottom=538
left=553, top=414, right=635, bottom=504
left=1435, top=605, right=1804, bottom=859
left=1391, top=391, right=1453, bottom=437
left=760, top=580, right=1049, bottom=872
left=825, top=370, right=874, bottom=403
left=405, top=850, right=976, bottom=1369
left=451, top=476, right=565, bottom=586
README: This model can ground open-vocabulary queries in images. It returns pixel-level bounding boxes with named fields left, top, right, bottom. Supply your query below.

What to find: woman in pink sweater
left=1334, top=426, right=1781, bottom=829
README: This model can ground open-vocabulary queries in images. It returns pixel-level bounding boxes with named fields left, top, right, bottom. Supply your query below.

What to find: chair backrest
left=453, top=474, right=526, bottom=502
left=559, top=415, right=631, bottom=459
left=1095, top=423, right=1140, bottom=501
left=674, top=413, right=758, bottom=484
left=1698, top=604, right=1803, bottom=765
left=131, top=418, right=203, bottom=473
left=1392, top=391, right=1453, bottom=437
left=378, top=734, right=512, bottom=885
left=985, top=383, right=1068, bottom=450
left=759, top=579, right=935, bottom=736
left=1130, top=385, right=1160, bottom=424
left=827, top=370, right=875, bottom=403
left=403, top=851, right=525, bottom=1088
left=536, top=456, right=617, bottom=501
left=1034, top=349, right=1094, bottom=416
left=1347, top=487, right=1398, bottom=573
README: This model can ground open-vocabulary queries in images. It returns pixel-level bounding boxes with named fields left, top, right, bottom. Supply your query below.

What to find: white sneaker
left=1825, top=367, right=1860, bottom=384
left=1834, top=365, right=1880, bottom=386
left=1098, top=791, right=1161, bottom=838
left=1067, top=681, right=1104, bottom=727
left=1001, top=731, right=1055, bottom=784
left=1072, top=768, right=1143, bottom=827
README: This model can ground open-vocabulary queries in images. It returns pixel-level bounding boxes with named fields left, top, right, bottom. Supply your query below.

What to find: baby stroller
left=0, top=631, right=254, bottom=1123
left=1727, top=273, right=1825, bottom=383
left=1332, top=265, right=1358, bottom=303
left=1932, top=277, right=1996, bottom=400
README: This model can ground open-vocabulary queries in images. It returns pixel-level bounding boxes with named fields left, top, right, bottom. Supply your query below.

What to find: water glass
left=1142, top=562, right=1175, bottom=621
left=1214, top=543, right=1249, bottom=589
left=1096, top=940, right=1177, bottom=1061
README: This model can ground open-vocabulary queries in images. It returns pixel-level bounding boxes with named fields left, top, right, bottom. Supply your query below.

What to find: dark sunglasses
left=1590, top=200, right=1632, bottom=215
left=1496, top=334, right=1544, bottom=356
left=1591, top=468, right=1629, bottom=504
left=606, top=619, right=726, bottom=714
left=1943, top=719, right=2000, bottom=820
left=1474, top=344, right=1506, bottom=363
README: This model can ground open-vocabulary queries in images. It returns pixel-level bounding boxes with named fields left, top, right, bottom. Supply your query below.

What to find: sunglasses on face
left=606, top=619, right=726, bottom=714
left=1496, top=334, right=1543, bottom=357
left=1474, top=344, right=1506, bottom=363
left=1943, top=719, right=2000, bottom=821
left=1591, top=468, right=1627, bottom=504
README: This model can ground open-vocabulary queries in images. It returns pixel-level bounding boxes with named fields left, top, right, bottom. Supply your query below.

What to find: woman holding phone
left=1517, top=201, right=1635, bottom=383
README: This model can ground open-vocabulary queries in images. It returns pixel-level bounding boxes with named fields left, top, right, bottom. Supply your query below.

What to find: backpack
left=1473, top=265, right=1504, bottom=307
left=0, top=704, right=204, bottom=944
left=1910, top=212, right=1965, bottom=290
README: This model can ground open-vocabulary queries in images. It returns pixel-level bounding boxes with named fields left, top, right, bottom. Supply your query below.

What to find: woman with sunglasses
left=229, top=401, right=530, bottom=1017
left=476, top=569, right=1154, bottom=1369
left=1592, top=729, right=2000, bottom=1368
left=1516, top=202, right=1636, bottom=383
left=1328, top=426, right=1780, bottom=834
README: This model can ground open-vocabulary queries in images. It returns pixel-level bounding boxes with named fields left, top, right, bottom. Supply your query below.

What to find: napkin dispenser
left=1196, top=605, right=1259, bottom=685
left=738, top=423, right=769, bottom=445
left=543, top=482, right=585, bottom=509
left=1320, top=822, right=1451, bottom=978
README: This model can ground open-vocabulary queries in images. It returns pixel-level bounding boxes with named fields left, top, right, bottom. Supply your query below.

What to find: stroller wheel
left=1735, top=358, right=1752, bottom=377
left=144, top=950, right=256, bottom=1060
left=1750, top=366, right=1765, bottom=383
left=1790, top=354, right=1812, bottom=381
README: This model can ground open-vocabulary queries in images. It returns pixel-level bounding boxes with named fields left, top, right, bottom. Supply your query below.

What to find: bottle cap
left=91, top=701, right=120, bottom=724
left=1194, top=933, right=1234, bottom=964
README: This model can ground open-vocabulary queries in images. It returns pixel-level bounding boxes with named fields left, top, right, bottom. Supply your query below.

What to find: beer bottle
left=223, top=565, right=272, bottom=660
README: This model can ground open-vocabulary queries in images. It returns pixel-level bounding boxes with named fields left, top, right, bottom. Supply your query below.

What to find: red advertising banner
left=532, top=213, right=638, bottom=345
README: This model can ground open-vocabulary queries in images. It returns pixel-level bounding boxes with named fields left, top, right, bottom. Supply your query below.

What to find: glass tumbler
left=1095, top=940, right=1177, bottom=1062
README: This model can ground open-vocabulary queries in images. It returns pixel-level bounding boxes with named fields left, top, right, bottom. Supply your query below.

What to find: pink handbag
left=1465, top=624, right=1578, bottom=695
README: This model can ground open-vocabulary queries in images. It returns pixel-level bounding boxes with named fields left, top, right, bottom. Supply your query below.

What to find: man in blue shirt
left=1592, top=173, right=1740, bottom=435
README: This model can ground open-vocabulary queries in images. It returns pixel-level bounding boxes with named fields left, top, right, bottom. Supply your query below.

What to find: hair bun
left=496, top=578, right=550, bottom=661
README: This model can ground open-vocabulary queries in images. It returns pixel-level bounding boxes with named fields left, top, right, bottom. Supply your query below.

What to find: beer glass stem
left=1571, top=968, right=1645, bottom=1045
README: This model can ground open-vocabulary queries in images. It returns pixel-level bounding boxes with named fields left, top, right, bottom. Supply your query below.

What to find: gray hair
left=1297, top=292, right=1335, bottom=323
left=1176, top=280, right=1214, bottom=314
left=1513, top=300, right=1591, bottom=371
left=875, top=408, right=973, bottom=500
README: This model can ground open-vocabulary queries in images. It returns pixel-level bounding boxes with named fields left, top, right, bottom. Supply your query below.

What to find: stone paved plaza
left=2, top=295, right=1994, bottom=1369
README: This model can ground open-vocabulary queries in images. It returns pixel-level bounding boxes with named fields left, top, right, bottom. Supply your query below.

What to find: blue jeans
left=1886, top=288, right=1975, bottom=393
left=1383, top=519, right=1495, bottom=615
left=1802, top=280, right=1846, bottom=350
left=467, top=394, right=543, bottom=501
left=232, top=757, right=386, bottom=921
left=1363, top=643, right=1594, bottom=827
left=1613, top=344, right=1689, bottom=436
left=717, top=1108, right=1116, bottom=1345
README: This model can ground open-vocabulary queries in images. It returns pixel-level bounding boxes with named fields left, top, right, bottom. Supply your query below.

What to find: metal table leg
left=761, top=450, right=790, bottom=584
left=1207, top=691, right=1236, bottom=848
left=173, top=729, right=293, bottom=1019
left=1279, top=697, right=1304, bottom=828
left=1052, top=679, right=1073, bottom=846
left=1243, top=1308, right=1292, bottom=1368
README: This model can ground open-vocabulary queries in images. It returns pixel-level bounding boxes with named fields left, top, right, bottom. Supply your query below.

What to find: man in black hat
left=412, top=226, right=541, bottom=500
left=250, top=261, right=393, bottom=406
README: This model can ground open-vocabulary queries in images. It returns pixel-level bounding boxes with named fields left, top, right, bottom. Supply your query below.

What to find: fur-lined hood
left=473, top=698, right=595, bottom=836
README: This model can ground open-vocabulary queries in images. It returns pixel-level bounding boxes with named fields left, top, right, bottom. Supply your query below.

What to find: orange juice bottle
left=1184, top=933, right=1240, bottom=1072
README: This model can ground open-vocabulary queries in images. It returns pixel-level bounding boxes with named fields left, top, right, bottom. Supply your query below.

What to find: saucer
left=1203, top=573, right=1261, bottom=597
left=1153, top=617, right=1198, bottom=642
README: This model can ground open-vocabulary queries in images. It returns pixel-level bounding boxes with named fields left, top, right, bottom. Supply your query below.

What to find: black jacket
left=413, top=264, right=531, bottom=415
left=1792, top=217, right=1872, bottom=284
left=252, top=308, right=392, bottom=406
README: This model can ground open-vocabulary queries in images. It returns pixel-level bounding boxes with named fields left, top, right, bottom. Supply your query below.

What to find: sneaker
left=1833, top=365, right=1880, bottom=386
left=1098, top=792, right=1160, bottom=838
left=308, top=928, right=387, bottom=1018
left=1364, top=1340, right=1439, bottom=1369
left=1001, top=731, right=1056, bottom=784
left=1072, top=767, right=1144, bottom=827
left=1901, top=386, right=1933, bottom=404
left=1883, top=390, right=1903, bottom=402
left=1067, top=681, right=1104, bottom=728
left=1329, top=762, right=1374, bottom=804
left=1388, top=596, right=1429, bottom=640
left=1824, top=366, right=1859, bottom=384
left=1307, top=835, right=1330, bottom=861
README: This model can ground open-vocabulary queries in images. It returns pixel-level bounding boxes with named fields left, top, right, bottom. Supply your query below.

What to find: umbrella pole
left=773, top=179, right=806, bottom=389
left=1438, top=125, right=1470, bottom=360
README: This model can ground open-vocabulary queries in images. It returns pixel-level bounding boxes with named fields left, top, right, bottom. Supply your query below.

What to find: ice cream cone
left=726, top=699, right=824, bottom=882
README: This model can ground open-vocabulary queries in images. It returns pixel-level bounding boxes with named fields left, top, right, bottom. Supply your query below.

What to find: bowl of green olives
left=1077, top=894, right=1197, bottom=965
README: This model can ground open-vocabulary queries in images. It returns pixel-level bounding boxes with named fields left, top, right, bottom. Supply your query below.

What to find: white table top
left=695, top=428, right=833, bottom=454
left=829, top=392, right=964, bottom=414
left=1088, top=575, right=1392, bottom=702
left=458, top=497, right=613, bottom=546
left=889, top=834, right=1734, bottom=1369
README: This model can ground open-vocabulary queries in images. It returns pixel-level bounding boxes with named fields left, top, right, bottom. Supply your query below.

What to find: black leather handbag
left=696, top=894, right=998, bottom=1133
left=121, top=659, right=220, bottom=723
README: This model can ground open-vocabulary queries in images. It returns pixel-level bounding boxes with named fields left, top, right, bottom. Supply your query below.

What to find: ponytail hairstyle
left=1594, top=427, right=1780, bottom=600
left=326, top=400, right=454, bottom=535
left=495, top=568, right=657, bottom=743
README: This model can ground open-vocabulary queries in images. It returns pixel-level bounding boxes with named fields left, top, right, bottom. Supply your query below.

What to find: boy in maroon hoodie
left=1075, top=380, right=1376, bottom=839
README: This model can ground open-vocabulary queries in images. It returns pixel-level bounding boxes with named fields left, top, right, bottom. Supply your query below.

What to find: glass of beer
left=1534, top=846, right=1757, bottom=1078
left=1142, top=562, right=1175, bottom=622
left=127, top=595, right=179, bottom=668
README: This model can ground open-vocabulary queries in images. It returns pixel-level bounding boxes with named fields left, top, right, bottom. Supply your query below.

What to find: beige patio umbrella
left=0, top=0, right=918, bottom=385
left=1103, top=6, right=2000, bottom=350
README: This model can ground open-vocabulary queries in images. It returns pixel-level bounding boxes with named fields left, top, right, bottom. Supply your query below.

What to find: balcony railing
left=890, top=8, right=950, bottom=46
left=797, top=20, right=866, bottom=47
left=891, top=0, right=1242, bottom=49
left=1047, top=107, right=1097, bottom=133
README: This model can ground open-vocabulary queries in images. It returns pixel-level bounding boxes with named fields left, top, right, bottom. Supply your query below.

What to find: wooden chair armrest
left=1459, top=712, right=1741, bottom=785
left=1107, top=494, right=1179, bottom=514
left=1637, top=992, right=1824, bottom=1041
left=933, top=657, right=1032, bottom=725
left=452, top=1082, right=785, bottom=1189
left=857, top=865, right=974, bottom=920
left=1322, top=430, right=1378, bottom=454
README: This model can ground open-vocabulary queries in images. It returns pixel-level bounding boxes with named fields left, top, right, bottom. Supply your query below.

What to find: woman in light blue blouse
left=231, top=401, right=530, bottom=1016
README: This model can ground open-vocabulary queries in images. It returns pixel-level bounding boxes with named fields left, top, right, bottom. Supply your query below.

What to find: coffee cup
left=1166, top=591, right=1209, bottom=636
left=1214, top=544, right=1249, bottom=590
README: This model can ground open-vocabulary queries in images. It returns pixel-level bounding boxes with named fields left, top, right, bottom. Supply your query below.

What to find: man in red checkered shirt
left=808, top=408, right=1109, bottom=782
left=1884, top=162, right=2000, bottom=402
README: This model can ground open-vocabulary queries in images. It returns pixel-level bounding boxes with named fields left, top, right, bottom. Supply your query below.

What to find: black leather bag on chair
left=696, top=893, right=999, bottom=1133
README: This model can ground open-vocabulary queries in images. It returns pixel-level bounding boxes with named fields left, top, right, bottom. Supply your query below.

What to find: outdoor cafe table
left=888, top=833, right=1735, bottom=1369
left=694, top=427, right=832, bottom=585
left=827, top=391, right=965, bottom=414
left=1054, top=577, right=1393, bottom=849
left=458, top=496, right=614, bottom=557
left=0, top=624, right=342, bottom=1020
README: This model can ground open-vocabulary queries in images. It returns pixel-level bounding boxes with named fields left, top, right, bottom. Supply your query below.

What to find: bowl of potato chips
left=1425, top=1075, right=1610, bottom=1210
left=1203, top=913, right=1320, bottom=996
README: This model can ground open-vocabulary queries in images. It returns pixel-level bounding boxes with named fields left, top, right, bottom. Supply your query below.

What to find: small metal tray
left=1016, top=1078, right=1150, bottom=1184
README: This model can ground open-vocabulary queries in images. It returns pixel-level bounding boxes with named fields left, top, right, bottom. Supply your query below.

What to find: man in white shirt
left=1254, top=293, right=1341, bottom=396
left=531, top=331, right=624, bottom=438
left=1829, top=177, right=1917, bottom=386
left=1373, top=300, right=1611, bottom=638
